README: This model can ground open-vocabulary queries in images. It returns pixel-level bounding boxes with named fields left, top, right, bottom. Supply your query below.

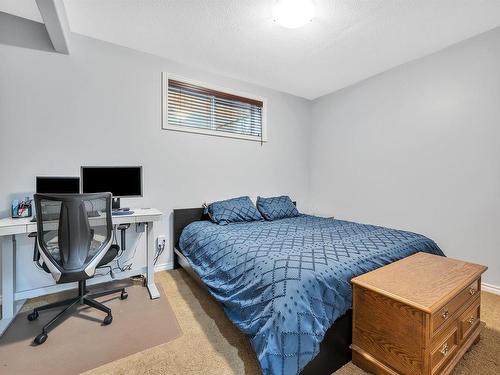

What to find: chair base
left=27, top=279, right=127, bottom=345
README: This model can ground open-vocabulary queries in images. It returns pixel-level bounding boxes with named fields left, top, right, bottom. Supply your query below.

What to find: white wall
left=0, top=20, right=311, bottom=295
left=2, top=14, right=499, bottom=299
left=309, top=27, right=500, bottom=287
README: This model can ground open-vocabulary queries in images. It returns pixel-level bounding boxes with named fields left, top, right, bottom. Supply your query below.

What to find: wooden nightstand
left=351, top=252, right=487, bottom=375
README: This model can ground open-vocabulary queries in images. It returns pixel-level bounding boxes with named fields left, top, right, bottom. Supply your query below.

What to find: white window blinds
left=164, top=77, right=265, bottom=142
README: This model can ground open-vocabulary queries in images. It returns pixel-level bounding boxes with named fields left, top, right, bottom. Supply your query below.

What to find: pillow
left=206, top=196, right=263, bottom=225
left=256, top=195, right=300, bottom=221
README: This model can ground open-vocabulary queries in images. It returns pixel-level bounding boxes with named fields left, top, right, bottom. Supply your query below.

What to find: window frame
left=162, top=73, right=268, bottom=142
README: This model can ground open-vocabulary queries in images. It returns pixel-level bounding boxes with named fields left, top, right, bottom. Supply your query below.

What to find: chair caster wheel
left=103, top=315, right=113, bottom=325
left=120, top=291, right=128, bottom=300
left=27, top=311, right=39, bottom=321
left=34, top=333, right=47, bottom=345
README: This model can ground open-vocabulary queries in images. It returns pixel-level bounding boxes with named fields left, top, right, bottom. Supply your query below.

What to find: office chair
left=28, top=193, right=128, bottom=345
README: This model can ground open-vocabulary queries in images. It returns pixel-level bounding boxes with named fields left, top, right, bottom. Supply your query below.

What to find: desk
left=0, top=208, right=162, bottom=336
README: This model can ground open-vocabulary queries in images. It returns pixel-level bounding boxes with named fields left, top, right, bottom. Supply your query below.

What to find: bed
left=173, top=208, right=443, bottom=375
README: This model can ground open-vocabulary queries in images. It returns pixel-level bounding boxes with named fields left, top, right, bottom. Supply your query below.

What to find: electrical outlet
left=157, top=235, right=166, bottom=250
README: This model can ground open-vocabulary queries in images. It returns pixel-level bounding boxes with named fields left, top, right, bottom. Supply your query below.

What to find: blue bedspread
left=179, top=215, right=443, bottom=375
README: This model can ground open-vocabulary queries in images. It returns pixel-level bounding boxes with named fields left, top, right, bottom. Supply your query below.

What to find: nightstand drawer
left=459, top=299, right=480, bottom=342
left=432, top=279, right=479, bottom=333
left=431, top=324, right=459, bottom=375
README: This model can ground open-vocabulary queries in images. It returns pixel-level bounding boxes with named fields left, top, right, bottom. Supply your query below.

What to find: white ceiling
left=3, top=1, right=500, bottom=99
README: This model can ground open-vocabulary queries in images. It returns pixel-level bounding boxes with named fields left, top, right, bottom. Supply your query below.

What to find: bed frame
left=172, top=207, right=352, bottom=375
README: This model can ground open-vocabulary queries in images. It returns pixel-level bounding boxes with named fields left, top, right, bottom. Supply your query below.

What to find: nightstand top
left=351, top=252, right=487, bottom=313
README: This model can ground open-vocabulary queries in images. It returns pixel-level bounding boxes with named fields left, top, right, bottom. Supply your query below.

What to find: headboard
left=173, top=208, right=210, bottom=249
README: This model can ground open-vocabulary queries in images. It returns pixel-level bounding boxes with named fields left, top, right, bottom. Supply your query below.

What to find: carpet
left=83, top=270, right=500, bottom=375
left=0, top=282, right=181, bottom=375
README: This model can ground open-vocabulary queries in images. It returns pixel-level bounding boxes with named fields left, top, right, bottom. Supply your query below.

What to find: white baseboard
left=2, top=272, right=495, bottom=303
left=154, top=262, right=173, bottom=272
left=482, top=282, right=500, bottom=296
left=156, top=265, right=500, bottom=296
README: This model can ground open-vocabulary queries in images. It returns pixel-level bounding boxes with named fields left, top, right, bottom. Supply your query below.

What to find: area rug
left=0, top=282, right=180, bottom=375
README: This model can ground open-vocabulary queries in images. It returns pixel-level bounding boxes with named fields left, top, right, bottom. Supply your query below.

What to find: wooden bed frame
left=172, top=207, right=352, bottom=375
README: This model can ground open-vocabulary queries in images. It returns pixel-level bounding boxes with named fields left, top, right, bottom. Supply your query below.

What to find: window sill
left=163, top=124, right=267, bottom=143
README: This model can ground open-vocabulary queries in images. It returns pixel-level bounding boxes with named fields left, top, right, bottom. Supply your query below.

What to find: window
left=162, top=74, right=267, bottom=142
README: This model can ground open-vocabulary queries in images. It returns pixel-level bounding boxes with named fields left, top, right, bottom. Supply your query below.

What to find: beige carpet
left=81, top=270, right=500, bottom=375
left=0, top=282, right=181, bottom=375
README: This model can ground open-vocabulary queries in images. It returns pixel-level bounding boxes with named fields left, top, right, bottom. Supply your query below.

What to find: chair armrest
left=28, top=232, right=40, bottom=262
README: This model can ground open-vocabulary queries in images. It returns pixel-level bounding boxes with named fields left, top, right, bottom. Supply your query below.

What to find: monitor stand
left=112, top=197, right=121, bottom=210
left=112, top=198, right=130, bottom=212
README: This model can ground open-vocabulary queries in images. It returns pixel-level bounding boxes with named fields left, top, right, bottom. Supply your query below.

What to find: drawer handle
left=469, top=287, right=477, bottom=296
left=440, top=343, right=450, bottom=356
left=468, top=316, right=476, bottom=325
left=441, top=308, right=449, bottom=320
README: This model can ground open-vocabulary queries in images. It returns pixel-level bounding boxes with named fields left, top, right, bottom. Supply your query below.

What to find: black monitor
left=81, top=166, right=142, bottom=209
left=36, top=176, right=80, bottom=194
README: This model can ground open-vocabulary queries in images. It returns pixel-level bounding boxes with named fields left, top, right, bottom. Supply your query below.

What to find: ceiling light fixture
left=272, top=0, right=315, bottom=29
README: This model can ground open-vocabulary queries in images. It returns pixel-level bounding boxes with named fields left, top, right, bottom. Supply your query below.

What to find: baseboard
left=1, top=270, right=494, bottom=303
left=154, top=262, right=173, bottom=272
left=482, top=282, right=500, bottom=296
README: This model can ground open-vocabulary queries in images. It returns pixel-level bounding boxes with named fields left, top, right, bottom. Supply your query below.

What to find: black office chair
left=28, top=193, right=128, bottom=345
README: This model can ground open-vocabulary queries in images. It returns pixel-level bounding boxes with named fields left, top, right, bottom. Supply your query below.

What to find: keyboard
left=112, top=210, right=134, bottom=216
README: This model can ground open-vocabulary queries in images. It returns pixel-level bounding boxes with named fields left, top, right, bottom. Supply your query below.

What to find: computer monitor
left=36, top=176, right=80, bottom=194
left=81, top=166, right=142, bottom=209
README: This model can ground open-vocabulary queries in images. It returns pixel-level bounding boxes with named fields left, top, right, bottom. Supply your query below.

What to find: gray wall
left=309, top=27, right=500, bottom=286
left=0, top=17, right=311, bottom=293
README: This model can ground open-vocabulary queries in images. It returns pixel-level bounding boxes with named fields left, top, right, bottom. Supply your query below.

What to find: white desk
left=0, top=208, right=162, bottom=336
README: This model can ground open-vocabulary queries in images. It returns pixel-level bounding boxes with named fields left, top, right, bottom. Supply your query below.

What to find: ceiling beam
left=35, top=0, right=70, bottom=54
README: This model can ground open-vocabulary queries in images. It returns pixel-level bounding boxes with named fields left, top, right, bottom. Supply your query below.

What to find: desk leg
left=1, top=235, right=26, bottom=336
left=146, top=222, right=160, bottom=299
